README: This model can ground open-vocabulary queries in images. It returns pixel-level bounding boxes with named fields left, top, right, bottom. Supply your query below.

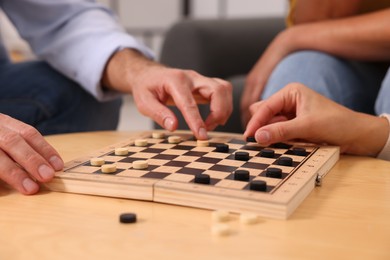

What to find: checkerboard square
left=177, top=167, right=205, bottom=175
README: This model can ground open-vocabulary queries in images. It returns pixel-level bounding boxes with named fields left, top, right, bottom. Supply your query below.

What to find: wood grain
left=0, top=131, right=389, bottom=260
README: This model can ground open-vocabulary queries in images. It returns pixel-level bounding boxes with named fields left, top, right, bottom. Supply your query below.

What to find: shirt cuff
left=376, top=113, right=390, bottom=161
left=91, top=39, right=154, bottom=102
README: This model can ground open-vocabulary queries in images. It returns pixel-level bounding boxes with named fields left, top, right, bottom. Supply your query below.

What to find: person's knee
left=264, top=51, right=323, bottom=98
left=0, top=61, right=122, bottom=134
left=263, top=51, right=358, bottom=101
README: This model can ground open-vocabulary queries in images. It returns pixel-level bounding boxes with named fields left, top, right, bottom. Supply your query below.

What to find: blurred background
left=0, top=0, right=287, bottom=131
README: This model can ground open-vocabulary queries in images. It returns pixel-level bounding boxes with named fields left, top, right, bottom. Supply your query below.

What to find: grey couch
left=157, top=17, right=285, bottom=133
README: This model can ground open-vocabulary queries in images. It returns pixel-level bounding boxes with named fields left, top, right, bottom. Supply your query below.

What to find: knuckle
left=181, top=102, right=198, bottom=112
left=286, top=82, right=303, bottom=92
left=184, top=69, right=197, bottom=77
left=24, top=151, right=40, bottom=164
left=164, top=70, right=193, bottom=88
left=275, top=125, right=286, bottom=140
left=151, top=109, right=165, bottom=123
left=215, top=81, right=232, bottom=93
left=170, top=69, right=188, bottom=80
left=19, top=125, right=41, bottom=140
left=0, top=131, right=20, bottom=147
left=222, top=81, right=233, bottom=92
left=8, top=166, right=24, bottom=181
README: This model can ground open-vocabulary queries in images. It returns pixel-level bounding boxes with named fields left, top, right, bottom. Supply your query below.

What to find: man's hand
left=0, top=114, right=64, bottom=194
left=102, top=49, right=232, bottom=140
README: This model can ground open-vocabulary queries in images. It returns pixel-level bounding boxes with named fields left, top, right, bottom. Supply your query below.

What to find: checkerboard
left=46, top=131, right=339, bottom=219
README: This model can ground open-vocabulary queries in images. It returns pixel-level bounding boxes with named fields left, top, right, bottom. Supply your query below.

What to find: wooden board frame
left=45, top=131, right=339, bottom=219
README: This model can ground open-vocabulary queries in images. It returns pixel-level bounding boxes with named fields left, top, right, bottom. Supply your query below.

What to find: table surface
left=1, top=131, right=389, bottom=260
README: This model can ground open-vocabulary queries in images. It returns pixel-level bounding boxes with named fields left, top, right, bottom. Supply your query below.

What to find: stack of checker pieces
left=46, top=131, right=339, bottom=219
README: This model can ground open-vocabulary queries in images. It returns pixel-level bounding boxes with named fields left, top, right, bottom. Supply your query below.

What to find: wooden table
left=1, top=131, right=389, bottom=260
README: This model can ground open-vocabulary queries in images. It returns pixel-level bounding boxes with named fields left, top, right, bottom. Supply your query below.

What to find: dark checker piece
left=249, top=180, right=267, bottom=192
left=266, top=167, right=282, bottom=179
left=246, top=136, right=256, bottom=142
left=271, top=142, right=292, bottom=149
left=235, top=151, right=250, bottom=161
left=260, top=149, right=275, bottom=158
left=278, top=156, right=293, bottom=166
left=234, top=170, right=250, bottom=181
left=119, top=213, right=137, bottom=224
left=216, top=143, right=229, bottom=153
left=293, top=147, right=307, bottom=156
left=194, top=174, right=211, bottom=184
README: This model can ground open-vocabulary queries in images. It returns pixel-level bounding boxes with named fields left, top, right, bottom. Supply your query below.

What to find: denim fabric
left=262, top=50, right=390, bottom=115
left=0, top=60, right=122, bottom=135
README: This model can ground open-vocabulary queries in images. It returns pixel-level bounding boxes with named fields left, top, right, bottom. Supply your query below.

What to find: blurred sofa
left=157, top=17, right=285, bottom=133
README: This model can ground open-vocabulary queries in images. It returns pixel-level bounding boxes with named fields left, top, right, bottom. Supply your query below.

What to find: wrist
left=271, top=25, right=314, bottom=59
left=273, top=28, right=298, bottom=56
left=345, top=113, right=389, bottom=157
left=101, top=48, right=157, bottom=93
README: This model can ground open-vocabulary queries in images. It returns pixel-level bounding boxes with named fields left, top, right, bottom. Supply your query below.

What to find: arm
left=284, top=8, right=390, bottom=61
left=241, top=7, right=390, bottom=126
left=3, top=0, right=232, bottom=139
left=291, top=0, right=362, bottom=24
left=244, top=83, right=389, bottom=158
left=1, top=0, right=153, bottom=101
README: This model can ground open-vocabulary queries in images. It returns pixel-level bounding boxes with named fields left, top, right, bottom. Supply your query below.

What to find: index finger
left=168, top=82, right=208, bottom=140
left=201, top=78, right=232, bottom=130
left=244, top=89, right=294, bottom=138
left=165, top=93, right=209, bottom=106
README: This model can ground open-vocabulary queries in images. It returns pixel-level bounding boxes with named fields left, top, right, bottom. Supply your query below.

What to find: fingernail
left=256, top=130, right=270, bottom=143
left=22, top=178, right=39, bottom=194
left=38, top=164, right=55, bottom=180
left=49, top=156, right=64, bottom=171
left=198, top=127, right=208, bottom=140
left=163, top=117, right=175, bottom=131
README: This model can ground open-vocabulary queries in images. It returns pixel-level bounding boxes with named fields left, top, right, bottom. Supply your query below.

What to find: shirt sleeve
left=1, top=0, right=154, bottom=101
left=377, top=113, right=390, bottom=161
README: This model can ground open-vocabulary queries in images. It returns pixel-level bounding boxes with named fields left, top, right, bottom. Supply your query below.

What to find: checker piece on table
left=45, top=131, right=339, bottom=219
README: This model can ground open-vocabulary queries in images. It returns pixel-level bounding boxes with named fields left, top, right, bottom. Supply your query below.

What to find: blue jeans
left=0, top=60, right=122, bottom=135
left=262, top=50, right=390, bottom=115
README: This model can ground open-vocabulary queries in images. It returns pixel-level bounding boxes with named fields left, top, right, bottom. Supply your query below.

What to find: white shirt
left=377, top=114, right=390, bottom=161
left=0, top=0, right=154, bottom=101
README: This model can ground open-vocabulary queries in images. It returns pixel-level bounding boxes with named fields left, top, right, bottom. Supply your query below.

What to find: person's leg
left=375, top=66, right=390, bottom=114
left=0, top=61, right=122, bottom=135
left=262, top=50, right=386, bottom=114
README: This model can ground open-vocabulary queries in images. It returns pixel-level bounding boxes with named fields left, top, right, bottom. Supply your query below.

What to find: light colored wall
left=193, top=0, right=287, bottom=18
left=0, top=0, right=287, bottom=60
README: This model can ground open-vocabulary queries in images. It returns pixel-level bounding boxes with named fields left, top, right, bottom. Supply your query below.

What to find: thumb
left=254, top=118, right=308, bottom=145
left=134, top=91, right=178, bottom=132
